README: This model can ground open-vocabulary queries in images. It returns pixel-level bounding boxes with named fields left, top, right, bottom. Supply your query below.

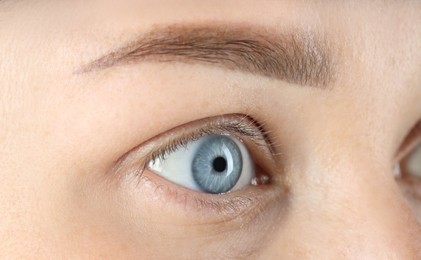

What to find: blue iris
left=191, top=135, right=243, bottom=194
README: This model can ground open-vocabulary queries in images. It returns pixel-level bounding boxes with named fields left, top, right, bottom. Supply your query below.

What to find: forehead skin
left=0, top=0, right=421, bottom=259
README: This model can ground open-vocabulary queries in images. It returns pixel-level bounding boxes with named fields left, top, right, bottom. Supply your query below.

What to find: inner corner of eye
left=147, top=134, right=257, bottom=194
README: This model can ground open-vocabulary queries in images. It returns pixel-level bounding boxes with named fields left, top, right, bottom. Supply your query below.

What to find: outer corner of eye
left=147, top=134, right=256, bottom=194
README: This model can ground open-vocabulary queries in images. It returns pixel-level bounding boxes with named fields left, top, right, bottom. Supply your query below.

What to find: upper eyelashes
left=145, top=114, right=276, bottom=165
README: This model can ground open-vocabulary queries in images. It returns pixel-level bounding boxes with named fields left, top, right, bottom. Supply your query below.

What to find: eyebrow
left=80, top=24, right=334, bottom=88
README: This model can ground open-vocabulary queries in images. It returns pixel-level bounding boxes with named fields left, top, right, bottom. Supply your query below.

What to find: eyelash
left=147, top=114, right=275, bottom=167
left=116, top=114, right=280, bottom=218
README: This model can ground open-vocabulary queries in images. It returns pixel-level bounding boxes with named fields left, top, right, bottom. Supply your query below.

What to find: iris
left=148, top=133, right=254, bottom=194
left=192, top=136, right=242, bottom=194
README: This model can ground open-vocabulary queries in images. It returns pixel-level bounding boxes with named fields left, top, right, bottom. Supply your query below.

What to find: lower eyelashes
left=136, top=171, right=267, bottom=218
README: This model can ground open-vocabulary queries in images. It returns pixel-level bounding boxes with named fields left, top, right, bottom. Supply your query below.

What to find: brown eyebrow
left=79, top=24, right=334, bottom=88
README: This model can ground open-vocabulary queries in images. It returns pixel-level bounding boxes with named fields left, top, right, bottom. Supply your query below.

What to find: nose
left=263, top=155, right=421, bottom=259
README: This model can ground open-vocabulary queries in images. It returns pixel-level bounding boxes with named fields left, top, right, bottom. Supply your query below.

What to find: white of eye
left=148, top=135, right=255, bottom=194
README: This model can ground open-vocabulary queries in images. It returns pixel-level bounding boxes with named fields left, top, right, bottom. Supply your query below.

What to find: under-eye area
left=112, top=114, right=285, bottom=221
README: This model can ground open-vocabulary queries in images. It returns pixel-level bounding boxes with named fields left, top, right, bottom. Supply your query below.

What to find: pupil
left=212, top=157, right=227, bottom=173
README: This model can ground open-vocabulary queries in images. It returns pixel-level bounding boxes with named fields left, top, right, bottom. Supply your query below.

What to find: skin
left=0, top=0, right=421, bottom=259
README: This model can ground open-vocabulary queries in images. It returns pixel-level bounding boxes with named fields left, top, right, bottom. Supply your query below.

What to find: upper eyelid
left=148, top=114, right=276, bottom=163
left=111, top=114, right=277, bottom=177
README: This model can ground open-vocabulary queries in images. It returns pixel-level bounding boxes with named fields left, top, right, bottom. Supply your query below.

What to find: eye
left=114, top=114, right=275, bottom=217
left=395, top=120, right=421, bottom=220
left=148, top=134, right=255, bottom=194
left=396, top=120, right=421, bottom=178
left=401, top=144, right=421, bottom=179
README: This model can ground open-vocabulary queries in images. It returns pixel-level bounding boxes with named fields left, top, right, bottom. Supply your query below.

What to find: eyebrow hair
left=80, top=24, right=334, bottom=88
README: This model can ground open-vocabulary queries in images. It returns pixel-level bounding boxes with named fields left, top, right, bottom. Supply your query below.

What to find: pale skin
left=0, top=0, right=421, bottom=259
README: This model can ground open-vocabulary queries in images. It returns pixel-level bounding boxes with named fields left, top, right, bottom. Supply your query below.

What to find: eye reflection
left=148, top=134, right=255, bottom=194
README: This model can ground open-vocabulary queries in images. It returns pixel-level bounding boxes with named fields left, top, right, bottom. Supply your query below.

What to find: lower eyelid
left=134, top=168, right=279, bottom=224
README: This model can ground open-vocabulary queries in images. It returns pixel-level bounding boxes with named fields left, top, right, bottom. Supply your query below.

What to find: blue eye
left=148, top=135, right=255, bottom=194
left=192, top=136, right=243, bottom=193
